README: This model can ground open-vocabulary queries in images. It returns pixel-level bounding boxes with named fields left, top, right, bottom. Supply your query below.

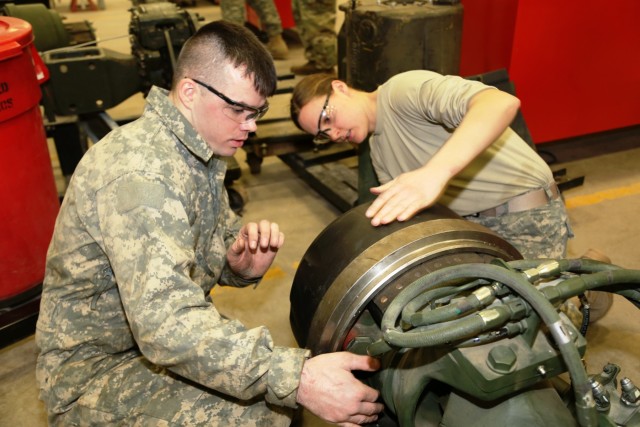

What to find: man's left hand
left=227, top=220, right=285, bottom=279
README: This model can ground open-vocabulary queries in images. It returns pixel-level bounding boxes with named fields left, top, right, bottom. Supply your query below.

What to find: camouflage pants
left=220, top=0, right=283, bottom=37
left=292, top=0, right=337, bottom=68
left=466, top=198, right=572, bottom=259
left=467, top=197, right=584, bottom=327
left=49, top=356, right=293, bottom=427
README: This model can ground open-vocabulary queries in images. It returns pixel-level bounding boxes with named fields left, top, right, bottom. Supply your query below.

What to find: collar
left=145, top=86, right=214, bottom=162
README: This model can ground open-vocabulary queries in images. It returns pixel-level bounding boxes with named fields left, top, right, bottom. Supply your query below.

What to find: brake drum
left=289, top=203, right=521, bottom=354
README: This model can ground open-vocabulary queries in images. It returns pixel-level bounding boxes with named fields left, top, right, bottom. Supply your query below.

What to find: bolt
left=487, top=345, right=517, bottom=373
left=620, top=378, right=640, bottom=406
left=536, top=365, right=547, bottom=377
left=590, top=379, right=611, bottom=412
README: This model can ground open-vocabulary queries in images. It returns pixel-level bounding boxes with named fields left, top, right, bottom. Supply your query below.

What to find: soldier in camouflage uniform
left=290, top=0, right=337, bottom=75
left=220, top=0, right=289, bottom=59
left=290, top=70, right=572, bottom=258
left=36, top=21, right=383, bottom=426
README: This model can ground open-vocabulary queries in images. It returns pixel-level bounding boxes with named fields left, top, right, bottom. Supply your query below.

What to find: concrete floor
left=1, top=1, right=639, bottom=426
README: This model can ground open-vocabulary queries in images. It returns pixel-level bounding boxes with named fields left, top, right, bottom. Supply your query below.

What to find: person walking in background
left=290, top=0, right=337, bottom=75
left=220, top=0, right=290, bottom=59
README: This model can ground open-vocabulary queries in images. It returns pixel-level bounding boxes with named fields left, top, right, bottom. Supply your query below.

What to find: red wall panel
left=508, top=1, right=640, bottom=143
left=459, top=0, right=640, bottom=143
left=459, top=0, right=519, bottom=77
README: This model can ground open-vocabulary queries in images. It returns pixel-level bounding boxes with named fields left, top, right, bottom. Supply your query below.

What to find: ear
left=331, top=79, right=350, bottom=96
left=174, top=78, right=198, bottom=112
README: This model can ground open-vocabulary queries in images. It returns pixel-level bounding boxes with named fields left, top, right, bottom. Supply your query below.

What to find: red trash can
left=0, top=17, right=58, bottom=305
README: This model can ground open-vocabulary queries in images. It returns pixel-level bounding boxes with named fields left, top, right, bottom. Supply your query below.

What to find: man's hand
left=296, top=352, right=384, bottom=426
left=365, top=168, right=447, bottom=226
left=226, top=220, right=284, bottom=279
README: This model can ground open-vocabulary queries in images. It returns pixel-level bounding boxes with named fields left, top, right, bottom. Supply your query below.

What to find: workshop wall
left=458, top=0, right=518, bottom=78
left=509, top=1, right=639, bottom=143
left=460, top=0, right=639, bottom=144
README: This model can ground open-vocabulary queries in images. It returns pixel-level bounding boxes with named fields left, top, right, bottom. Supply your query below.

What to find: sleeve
left=219, top=268, right=263, bottom=287
left=95, top=173, right=308, bottom=406
left=216, top=181, right=264, bottom=288
left=266, top=346, right=312, bottom=406
left=393, top=71, right=493, bottom=129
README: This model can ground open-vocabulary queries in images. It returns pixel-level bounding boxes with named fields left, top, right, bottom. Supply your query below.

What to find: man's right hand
left=296, top=352, right=384, bottom=426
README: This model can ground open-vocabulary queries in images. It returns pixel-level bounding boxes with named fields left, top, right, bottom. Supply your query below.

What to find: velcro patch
left=117, top=181, right=165, bottom=213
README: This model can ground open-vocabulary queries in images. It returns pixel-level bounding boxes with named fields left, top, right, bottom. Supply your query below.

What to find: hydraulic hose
left=542, top=269, right=640, bottom=306
left=401, top=285, right=462, bottom=325
left=408, top=289, right=489, bottom=327
left=508, top=258, right=622, bottom=275
left=381, top=270, right=488, bottom=352
left=457, top=320, right=528, bottom=347
left=387, top=300, right=524, bottom=348
left=401, top=280, right=492, bottom=326
left=381, top=263, right=598, bottom=427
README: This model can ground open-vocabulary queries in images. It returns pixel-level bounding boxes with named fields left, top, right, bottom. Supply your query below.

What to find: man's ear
left=174, top=78, right=197, bottom=111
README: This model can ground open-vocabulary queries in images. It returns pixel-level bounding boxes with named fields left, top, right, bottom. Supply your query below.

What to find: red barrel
left=0, top=17, right=58, bottom=304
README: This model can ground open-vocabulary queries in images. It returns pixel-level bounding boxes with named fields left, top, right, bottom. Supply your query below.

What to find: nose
left=332, top=128, right=345, bottom=143
left=241, top=118, right=258, bottom=132
left=322, top=128, right=335, bottom=142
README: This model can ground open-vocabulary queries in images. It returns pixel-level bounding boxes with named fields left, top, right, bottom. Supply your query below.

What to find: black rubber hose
left=388, top=302, right=518, bottom=347
left=578, top=294, right=590, bottom=336
left=401, top=285, right=460, bottom=325
left=402, top=280, right=491, bottom=327
left=613, top=289, right=640, bottom=309
left=543, top=269, right=640, bottom=305
left=382, top=263, right=598, bottom=427
left=509, top=259, right=640, bottom=308
left=408, top=291, right=486, bottom=327
left=508, top=258, right=622, bottom=274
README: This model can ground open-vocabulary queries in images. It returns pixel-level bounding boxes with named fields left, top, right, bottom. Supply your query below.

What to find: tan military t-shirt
left=370, top=70, right=554, bottom=216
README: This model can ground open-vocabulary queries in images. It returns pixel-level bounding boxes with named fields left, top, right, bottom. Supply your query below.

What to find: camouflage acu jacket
left=35, top=86, right=308, bottom=416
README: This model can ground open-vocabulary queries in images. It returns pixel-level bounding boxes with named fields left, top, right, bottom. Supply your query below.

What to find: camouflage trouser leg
left=221, top=0, right=283, bottom=38
left=220, top=0, right=248, bottom=27
left=50, top=357, right=293, bottom=427
left=292, top=0, right=337, bottom=68
left=465, top=198, right=572, bottom=259
left=246, top=0, right=283, bottom=37
left=467, top=199, right=582, bottom=327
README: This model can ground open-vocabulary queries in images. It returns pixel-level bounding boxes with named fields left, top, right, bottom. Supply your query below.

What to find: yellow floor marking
left=565, top=182, right=640, bottom=209
left=210, top=266, right=287, bottom=295
left=263, top=266, right=287, bottom=281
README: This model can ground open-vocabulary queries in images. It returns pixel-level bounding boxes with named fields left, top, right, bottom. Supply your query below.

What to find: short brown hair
left=290, top=73, right=336, bottom=130
left=173, top=20, right=277, bottom=97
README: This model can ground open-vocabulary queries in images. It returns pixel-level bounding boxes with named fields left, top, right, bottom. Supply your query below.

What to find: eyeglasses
left=191, top=78, right=269, bottom=123
left=313, top=91, right=333, bottom=145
